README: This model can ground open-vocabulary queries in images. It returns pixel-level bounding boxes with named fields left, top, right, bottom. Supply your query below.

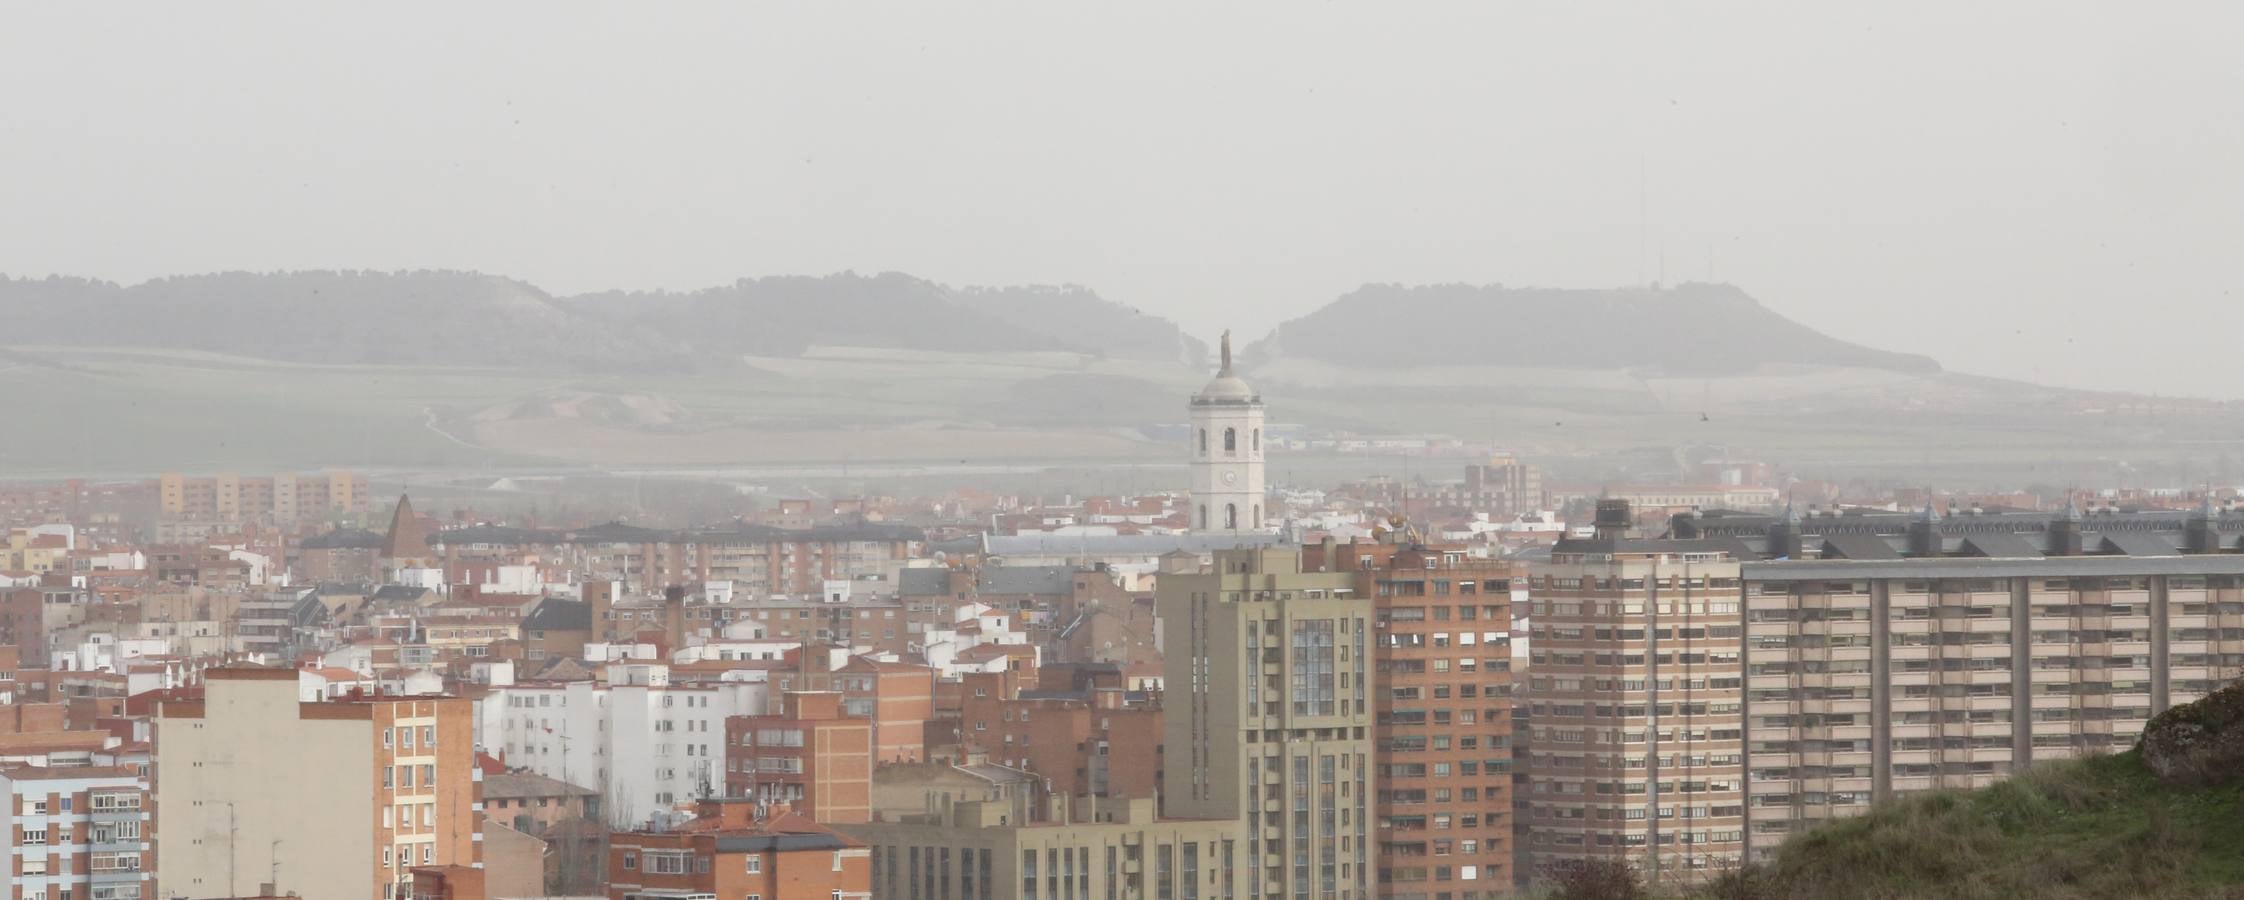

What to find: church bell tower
left=1189, top=331, right=1267, bottom=533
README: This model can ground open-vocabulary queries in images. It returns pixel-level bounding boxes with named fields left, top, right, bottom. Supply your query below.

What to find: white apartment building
left=477, top=663, right=770, bottom=827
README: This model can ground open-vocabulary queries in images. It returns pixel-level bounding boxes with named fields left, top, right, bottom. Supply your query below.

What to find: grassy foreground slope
left=1720, top=752, right=2244, bottom=900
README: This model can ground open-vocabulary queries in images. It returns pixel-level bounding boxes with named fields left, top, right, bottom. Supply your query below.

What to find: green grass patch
left=1726, top=752, right=2244, bottom=900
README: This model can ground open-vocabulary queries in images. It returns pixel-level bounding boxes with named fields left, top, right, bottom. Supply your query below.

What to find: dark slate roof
left=1550, top=536, right=1756, bottom=558
left=1959, top=533, right=2045, bottom=559
left=371, top=585, right=432, bottom=603
left=983, top=533, right=1289, bottom=556
left=428, top=521, right=924, bottom=547
left=2099, top=531, right=2181, bottom=557
left=1676, top=506, right=2244, bottom=562
left=429, top=524, right=551, bottom=545
left=976, top=565, right=1078, bottom=596
left=711, top=833, right=852, bottom=853
left=288, top=592, right=332, bottom=626
left=523, top=598, right=591, bottom=632
left=1819, top=535, right=1902, bottom=560
left=898, top=568, right=954, bottom=596
left=927, top=536, right=985, bottom=556
left=298, top=528, right=384, bottom=550
left=566, top=521, right=675, bottom=544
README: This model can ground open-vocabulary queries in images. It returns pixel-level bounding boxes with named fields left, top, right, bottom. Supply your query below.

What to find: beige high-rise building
left=1739, top=554, right=2244, bottom=859
left=153, top=470, right=369, bottom=523
left=1524, top=501, right=1748, bottom=880
left=851, top=797, right=1240, bottom=900
left=154, top=668, right=480, bottom=900
left=1553, top=498, right=2244, bottom=866
left=1161, top=547, right=1375, bottom=900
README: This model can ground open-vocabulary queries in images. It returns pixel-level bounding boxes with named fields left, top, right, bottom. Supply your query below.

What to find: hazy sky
left=4, top=3, right=2240, bottom=397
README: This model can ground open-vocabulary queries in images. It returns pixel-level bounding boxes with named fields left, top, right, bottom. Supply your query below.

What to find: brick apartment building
left=771, top=652, right=937, bottom=763
left=727, top=691, right=874, bottom=824
left=1303, top=537, right=1522, bottom=897
left=154, top=668, right=480, bottom=900
left=607, top=798, right=870, bottom=900
left=1524, top=502, right=1750, bottom=879
left=430, top=522, right=920, bottom=599
left=955, top=662, right=1164, bottom=812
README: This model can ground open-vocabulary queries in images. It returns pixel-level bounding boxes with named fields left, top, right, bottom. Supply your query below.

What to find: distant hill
left=560, top=273, right=1201, bottom=363
left=1246, top=282, right=1940, bottom=376
left=0, top=270, right=1205, bottom=371
left=0, top=270, right=670, bottom=370
left=951, top=285, right=1209, bottom=366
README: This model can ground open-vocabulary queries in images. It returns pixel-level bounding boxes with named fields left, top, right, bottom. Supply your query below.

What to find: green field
left=4, top=344, right=2239, bottom=488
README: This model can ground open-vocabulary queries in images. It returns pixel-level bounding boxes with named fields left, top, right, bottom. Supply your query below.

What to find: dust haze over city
left=4, top=4, right=2244, bottom=900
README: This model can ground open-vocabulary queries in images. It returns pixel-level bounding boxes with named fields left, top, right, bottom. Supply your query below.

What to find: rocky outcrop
left=2137, top=678, right=2244, bottom=786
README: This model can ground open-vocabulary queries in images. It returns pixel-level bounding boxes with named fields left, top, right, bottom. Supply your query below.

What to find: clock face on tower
left=1222, top=471, right=1238, bottom=486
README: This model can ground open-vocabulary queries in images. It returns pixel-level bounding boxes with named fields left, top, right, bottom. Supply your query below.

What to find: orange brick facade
left=726, top=692, right=874, bottom=824
left=1304, top=540, right=1521, bottom=898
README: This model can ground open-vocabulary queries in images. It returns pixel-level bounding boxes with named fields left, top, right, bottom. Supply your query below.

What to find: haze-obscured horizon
left=4, top=2, right=2239, bottom=397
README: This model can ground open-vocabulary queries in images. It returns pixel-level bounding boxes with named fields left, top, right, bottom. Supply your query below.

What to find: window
left=1198, top=429, right=1207, bottom=456
left=621, top=852, right=636, bottom=870
left=1225, top=504, right=1238, bottom=530
left=1223, top=427, right=1237, bottom=453
left=746, top=854, right=763, bottom=873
